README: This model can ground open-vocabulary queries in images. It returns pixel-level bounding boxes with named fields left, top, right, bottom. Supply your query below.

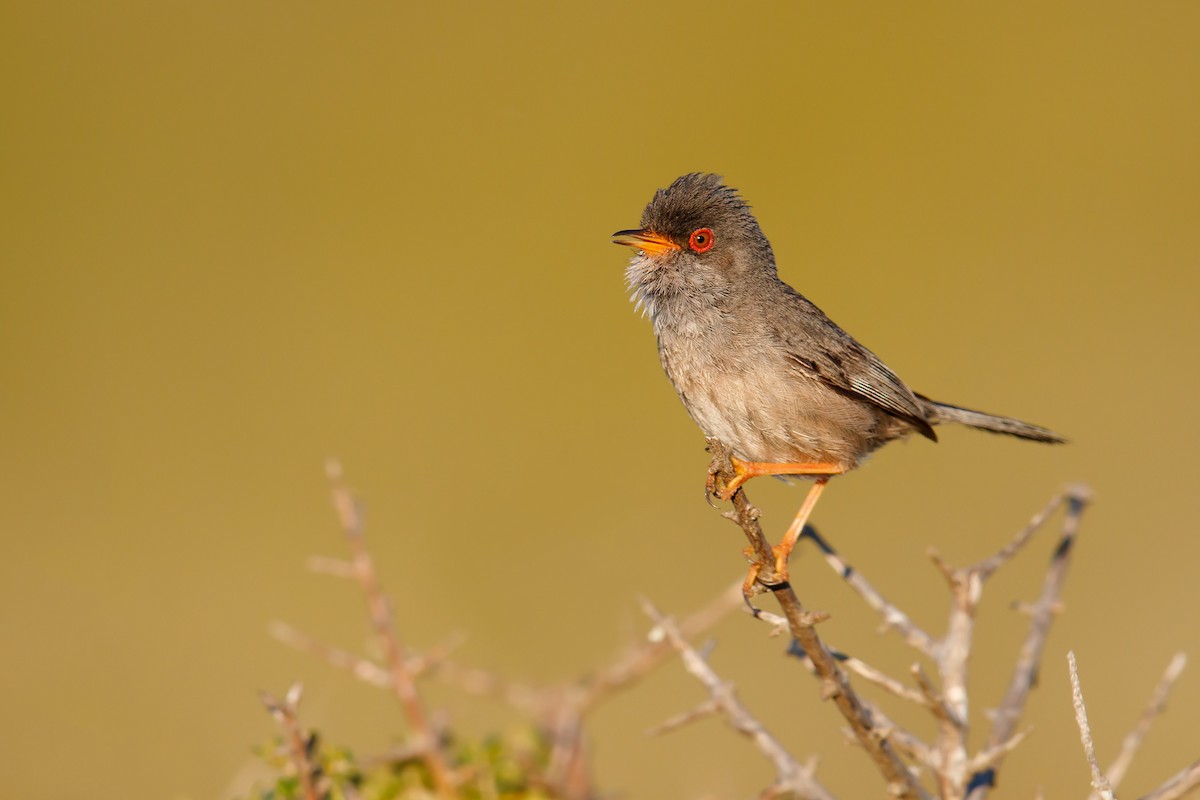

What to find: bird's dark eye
left=688, top=228, right=715, bottom=253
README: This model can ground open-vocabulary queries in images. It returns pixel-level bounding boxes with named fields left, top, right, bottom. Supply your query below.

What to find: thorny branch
left=269, top=621, right=464, bottom=691
left=708, top=440, right=930, bottom=800
left=736, top=465, right=1198, bottom=800
left=966, top=487, right=1089, bottom=800
left=709, top=440, right=1118, bottom=800
left=261, top=683, right=322, bottom=800
left=323, top=460, right=454, bottom=795
left=538, top=579, right=745, bottom=798
left=275, top=467, right=746, bottom=800
left=1139, top=760, right=1200, bottom=800
left=799, top=525, right=938, bottom=658
left=779, top=637, right=936, bottom=773
left=1101, top=653, right=1188, bottom=796
left=1069, top=652, right=1116, bottom=800
left=269, top=459, right=1199, bottom=800
left=642, top=599, right=835, bottom=800
left=1071, top=649, right=1200, bottom=800
left=802, top=478, right=1090, bottom=800
left=572, top=580, right=746, bottom=713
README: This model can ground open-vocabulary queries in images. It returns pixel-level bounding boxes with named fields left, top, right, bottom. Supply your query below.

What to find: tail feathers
left=923, top=397, right=1066, bottom=444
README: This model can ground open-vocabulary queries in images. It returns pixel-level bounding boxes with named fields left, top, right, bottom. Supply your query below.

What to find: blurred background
left=3, top=2, right=1199, bottom=798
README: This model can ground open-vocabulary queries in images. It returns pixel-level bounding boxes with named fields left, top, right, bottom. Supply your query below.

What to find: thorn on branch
left=967, top=727, right=1032, bottom=774
left=646, top=699, right=721, bottom=737
left=260, top=682, right=323, bottom=800
left=1068, top=652, right=1115, bottom=800
left=913, top=665, right=959, bottom=723
left=706, top=439, right=931, bottom=800
left=322, top=460, right=454, bottom=795
left=1139, top=758, right=1200, bottom=800
left=1099, top=653, right=1188, bottom=797
left=968, top=486, right=1090, bottom=800
left=305, top=555, right=355, bottom=579
left=799, top=525, right=938, bottom=658
left=641, top=597, right=835, bottom=800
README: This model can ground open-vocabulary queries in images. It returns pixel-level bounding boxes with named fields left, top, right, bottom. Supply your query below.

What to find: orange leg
left=771, top=477, right=829, bottom=579
left=710, top=456, right=842, bottom=501
left=744, top=476, right=831, bottom=593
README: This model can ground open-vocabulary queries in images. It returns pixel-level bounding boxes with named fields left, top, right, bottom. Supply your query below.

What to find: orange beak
left=612, top=229, right=680, bottom=256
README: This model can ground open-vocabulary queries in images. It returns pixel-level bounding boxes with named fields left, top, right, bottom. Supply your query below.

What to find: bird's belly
left=662, top=345, right=894, bottom=469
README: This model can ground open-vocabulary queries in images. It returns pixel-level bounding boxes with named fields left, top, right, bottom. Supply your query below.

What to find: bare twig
left=970, top=492, right=1070, bottom=580
left=1100, top=654, right=1188, bottom=795
left=792, top=485, right=1087, bottom=800
left=921, top=494, right=1073, bottom=799
left=1139, top=760, right=1200, bottom=800
left=642, top=598, right=835, bottom=800
left=709, top=440, right=930, bottom=800
left=645, top=699, right=721, bottom=737
left=861, top=702, right=938, bottom=773
left=260, top=683, right=322, bottom=800
left=431, top=659, right=551, bottom=718
left=933, top=562, right=976, bottom=796
left=574, top=579, right=745, bottom=712
left=269, top=621, right=463, bottom=690
left=1069, top=652, right=1115, bottom=800
left=967, top=485, right=1091, bottom=800
left=800, top=525, right=938, bottom=658
left=543, top=702, right=589, bottom=800
left=912, top=665, right=963, bottom=734
left=914, top=662, right=967, bottom=799
left=786, top=642, right=935, bottom=773
left=914, top=490, right=1076, bottom=800
left=746, top=605, right=791, bottom=636
left=967, top=727, right=1031, bottom=775
left=271, top=621, right=392, bottom=688
left=282, top=456, right=1152, bottom=800
left=306, top=555, right=356, bottom=579
left=712, top=444, right=1095, bottom=800
left=277, top=567, right=743, bottom=800
left=539, top=578, right=744, bottom=799
left=272, top=617, right=555, bottom=721
left=841, top=653, right=933, bottom=708
left=324, top=460, right=454, bottom=795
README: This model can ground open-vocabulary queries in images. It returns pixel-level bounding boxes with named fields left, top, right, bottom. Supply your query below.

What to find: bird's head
left=614, top=174, right=776, bottom=310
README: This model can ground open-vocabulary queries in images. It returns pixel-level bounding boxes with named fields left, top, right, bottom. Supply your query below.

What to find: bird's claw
left=740, top=546, right=790, bottom=611
left=705, top=466, right=743, bottom=504
left=705, top=467, right=730, bottom=506
left=704, top=487, right=721, bottom=509
left=742, top=564, right=766, bottom=610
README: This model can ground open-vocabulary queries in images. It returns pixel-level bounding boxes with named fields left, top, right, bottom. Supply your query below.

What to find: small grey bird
left=614, top=173, right=1063, bottom=582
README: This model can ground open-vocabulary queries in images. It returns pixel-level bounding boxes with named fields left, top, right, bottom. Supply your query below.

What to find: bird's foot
left=706, top=456, right=755, bottom=503
left=708, top=457, right=844, bottom=504
left=741, top=545, right=789, bottom=608
left=740, top=477, right=830, bottom=606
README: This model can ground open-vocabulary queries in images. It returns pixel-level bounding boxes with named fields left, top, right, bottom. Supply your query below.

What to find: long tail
left=921, top=396, right=1066, bottom=444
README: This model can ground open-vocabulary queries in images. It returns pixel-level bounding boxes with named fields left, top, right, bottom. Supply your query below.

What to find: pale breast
left=659, top=332, right=908, bottom=469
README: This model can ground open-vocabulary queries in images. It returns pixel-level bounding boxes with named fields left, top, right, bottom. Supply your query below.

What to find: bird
left=613, top=173, right=1064, bottom=587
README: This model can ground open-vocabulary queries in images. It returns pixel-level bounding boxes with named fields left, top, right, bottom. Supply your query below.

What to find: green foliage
left=247, top=726, right=560, bottom=800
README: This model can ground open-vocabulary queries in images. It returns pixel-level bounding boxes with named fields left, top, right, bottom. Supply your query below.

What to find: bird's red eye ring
left=688, top=228, right=715, bottom=253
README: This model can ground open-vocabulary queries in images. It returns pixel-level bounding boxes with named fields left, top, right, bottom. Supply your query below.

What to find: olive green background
left=3, top=3, right=1199, bottom=798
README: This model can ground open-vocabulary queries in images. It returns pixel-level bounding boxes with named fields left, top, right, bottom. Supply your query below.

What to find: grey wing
left=773, top=289, right=938, bottom=441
